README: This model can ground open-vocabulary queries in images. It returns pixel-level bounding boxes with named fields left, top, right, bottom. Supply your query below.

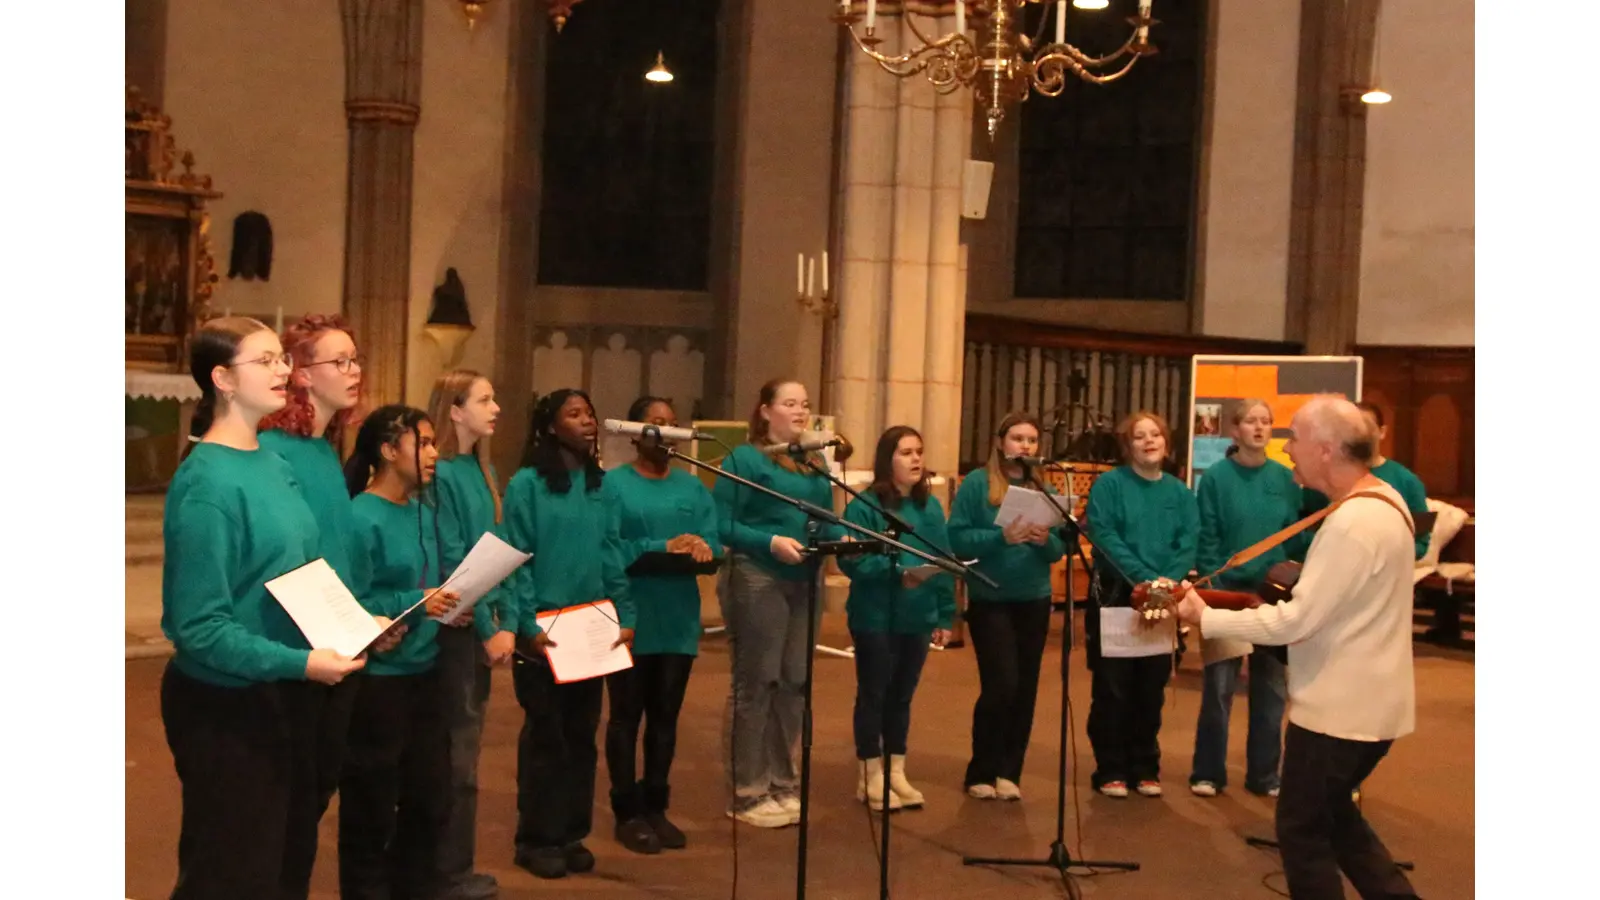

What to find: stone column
left=1285, top=0, right=1379, bottom=355
left=923, top=72, right=969, bottom=478
left=340, top=0, right=423, bottom=405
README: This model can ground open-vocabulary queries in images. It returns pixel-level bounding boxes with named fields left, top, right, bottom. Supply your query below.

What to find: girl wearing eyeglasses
left=256, top=313, right=374, bottom=897
left=160, top=317, right=368, bottom=900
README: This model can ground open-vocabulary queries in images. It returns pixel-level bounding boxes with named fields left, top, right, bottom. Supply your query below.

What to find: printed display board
left=1188, top=355, right=1362, bottom=488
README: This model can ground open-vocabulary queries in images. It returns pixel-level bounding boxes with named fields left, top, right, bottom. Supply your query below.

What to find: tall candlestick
left=223, top=308, right=231, bottom=318
left=275, top=306, right=283, bottom=333
left=806, top=257, right=816, bottom=299
left=797, top=253, right=805, bottom=295
left=866, top=0, right=877, bottom=31
left=956, top=0, right=965, bottom=37
left=1056, top=1, right=1066, bottom=45
left=821, top=251, right=829, bottom=294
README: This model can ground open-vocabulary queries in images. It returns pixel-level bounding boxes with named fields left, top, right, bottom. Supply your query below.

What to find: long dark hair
left=520, top=388, right=603, bottom=495
left=344, top=404, right=443, bottom=587
left=186, top=316, right=274, bottom=446
left=869, top=425, right=930, bottom=510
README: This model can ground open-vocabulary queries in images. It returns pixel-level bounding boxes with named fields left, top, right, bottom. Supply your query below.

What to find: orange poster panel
left=1233, top=365, right=1279, bottom=402
left=1270, top=393, right=1317, bottom=424
left=1193, top=364, right=1237, bottom=398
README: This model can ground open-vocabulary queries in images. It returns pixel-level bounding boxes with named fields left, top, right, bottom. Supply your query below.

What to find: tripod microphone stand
left=960, top=459, right=1140, bottom=890
left=658, top=437, right=980, bottom=900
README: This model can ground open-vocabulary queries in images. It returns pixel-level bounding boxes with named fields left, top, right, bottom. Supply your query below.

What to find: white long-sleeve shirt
left=1200, top=481, right=1416, bottom=742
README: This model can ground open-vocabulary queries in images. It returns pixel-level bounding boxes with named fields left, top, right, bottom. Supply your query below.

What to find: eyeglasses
left=301, top=355, right=365, bottom=374
left=228, top=353, right=295, bottom=371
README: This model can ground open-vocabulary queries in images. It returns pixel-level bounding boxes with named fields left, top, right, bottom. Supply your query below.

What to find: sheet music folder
left=626, top=552, right=723, bottom=578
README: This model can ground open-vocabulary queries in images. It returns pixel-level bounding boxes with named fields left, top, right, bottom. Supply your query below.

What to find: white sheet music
left=1098, top=607, right=1177, bottom=658
left=994, top=486, right=1071, bottom=530
left=534, top=600, right=634, bottom=683
left=266, top=559, right=382, bottom=659
left=433, top=533, right=533, bottom=625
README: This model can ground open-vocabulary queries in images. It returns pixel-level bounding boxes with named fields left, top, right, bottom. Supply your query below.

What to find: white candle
left=956, top=0, right=965, bottom=37
left=866, top=0, right=876, bottom=30
left=1140, top=0, right=1153, bottom=12
left=822, top=251, right=829, bottom=294
left=798, top=253, right=805, bottom=295
left=1056, top=1, right=1066, bottom=44
left=223, top=307, right=231, bottom=318
left=807, top=257, right=816, bottom=298
left=275, top=306, right=283, bottom=333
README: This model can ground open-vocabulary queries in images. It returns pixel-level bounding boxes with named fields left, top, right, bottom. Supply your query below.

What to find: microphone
left=1007, top=455, right=1054, bottom=468
left=761, top=432, right=854, bottom=463
left=603, top=419, right=706, bottom=443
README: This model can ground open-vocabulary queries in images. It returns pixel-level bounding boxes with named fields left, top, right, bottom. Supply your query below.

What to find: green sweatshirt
left=259, top=429, right=372, bottom=599
left=1299, top=458, right=1431, bottom=560
left=712, top=443, right=837, bottom=580
left=161, top=444, right=317, bottom=688
left=1085, top=465, right=1199, bottom=606
left=838, top=494, right=957, bottom=634
left=350, top=492, right=461, bottom=676
left=433, top=454, right=505, bottom=641
left=1194, top=456, right=1303, bottom=590
left=948, top=468, right=1067, bottom=603
left=503, top=467, right=634, bottom=636
left=603, top=464, right=721, bottom=656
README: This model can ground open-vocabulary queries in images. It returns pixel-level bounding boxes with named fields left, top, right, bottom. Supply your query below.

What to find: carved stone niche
left=125, top=85, right=223, bottom=372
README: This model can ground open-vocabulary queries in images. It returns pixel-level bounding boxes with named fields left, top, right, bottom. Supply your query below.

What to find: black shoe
left=513, top=846, right=566, bottom=880
left=615, top=815, right=662, bottom=854
left=563, top=841, right=596, bottom=873
left=644, top=812, right=687, bottom=850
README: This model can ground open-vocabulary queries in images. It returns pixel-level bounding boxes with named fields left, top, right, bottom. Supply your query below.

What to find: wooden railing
left=959, top=314, right=1300, bottom=472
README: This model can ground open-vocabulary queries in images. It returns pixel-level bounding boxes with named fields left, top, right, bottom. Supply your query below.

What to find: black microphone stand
left=960, top=459, right=1140, bottom=892
left=794, top=457, right=990, bottom=900
left=656, top=437, right=975, bottom=900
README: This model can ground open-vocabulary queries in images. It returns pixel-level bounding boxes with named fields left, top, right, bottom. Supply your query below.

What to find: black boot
left=642, top=782, right=687, bottom=850
left=611, top=783, right=661, bottom=855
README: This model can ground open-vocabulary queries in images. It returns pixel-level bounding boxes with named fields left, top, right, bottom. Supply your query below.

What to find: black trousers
left=850, top=629, right=931, bottom=759
left=604, top=653, right=696, bottom=817
left=278, top=676, right=359, bottom=899
left=161, top=663, right=301, bottom=900
left=1084, top=607, right=1173, bottom=786
left=514, top=652, right=604, bottom=850
left=337, top=671, right=451, bottom=900
left=1277, top=724, right=1418, bottom=899
left=963, top=598, right=1053, bottom=787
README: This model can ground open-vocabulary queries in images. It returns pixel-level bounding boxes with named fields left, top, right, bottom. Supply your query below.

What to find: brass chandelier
left=834, top=1, right=1158, bottom=139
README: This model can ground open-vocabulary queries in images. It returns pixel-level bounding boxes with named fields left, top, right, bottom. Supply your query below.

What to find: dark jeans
left=1277, top=724, right=1418, bottom=899
left=278, top=675, right=359, bottom=899
left=963, top=598, right=1052, bottom=786
left=434, top=626, right=493, bottom=885
left=1085, top=606, right=1172, bottom=786
left=605, top=653, right=696, bottom=815
left=337, top=671, right=451, bottom=900
left=160, top=663, right=298, bottom=900
left=851, top=630, right=931, bottom=760
left=513, top=651, right=604, bottom=850
left=1190, top=650, right=1287, bottom=792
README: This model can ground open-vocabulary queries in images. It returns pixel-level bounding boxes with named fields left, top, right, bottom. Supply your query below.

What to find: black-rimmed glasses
left=301, top=355, right=365, bottom=374
left=228, top=353, right=295, bottom=371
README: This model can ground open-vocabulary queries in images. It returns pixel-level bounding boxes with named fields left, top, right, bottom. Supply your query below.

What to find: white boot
left=856, top=758, right=903, bottom=811
left=888, top=755, right=925, bottom=808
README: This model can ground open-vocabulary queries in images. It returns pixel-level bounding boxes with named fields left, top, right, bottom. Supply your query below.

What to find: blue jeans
left=1190, top=650, right=1286, bottom=793
left=850, top=630, right=931, bottom=760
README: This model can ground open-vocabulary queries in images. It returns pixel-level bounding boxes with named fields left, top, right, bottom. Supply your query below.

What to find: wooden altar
left=126, top=85, right=221, bottom=372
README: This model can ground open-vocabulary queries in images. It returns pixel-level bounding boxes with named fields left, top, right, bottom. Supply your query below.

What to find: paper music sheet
left=1098, top=607, right=1177, bottom=659
left=432, top=533, right=532, bottom=625
left=994, top=486, right=1071, bottom=530
left=266, top=559, right=383, bottom=659
left=534, top=600, right=635, bottom=683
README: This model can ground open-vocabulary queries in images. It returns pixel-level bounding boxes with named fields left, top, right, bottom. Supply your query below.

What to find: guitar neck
left=1192, top=588, right=1262, bottom=611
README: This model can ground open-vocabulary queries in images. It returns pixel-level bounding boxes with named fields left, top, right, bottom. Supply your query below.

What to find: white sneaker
left=774, top=790, right=801, bottom=814
left=967, top=783, right=997, bottom=799
left=728, top=797, right=793, bottom=828
left=1136, top=780, right=1162, bottom=797
left=857, top=759, right=904, bottom=812
left=995, top=778, right=1022, bottom=801
left=1268, top=786, right=1281, bottom=799
left=1190, top=781, right=1218, bottom=798
left=1099, top=781, right=1129, bottom=798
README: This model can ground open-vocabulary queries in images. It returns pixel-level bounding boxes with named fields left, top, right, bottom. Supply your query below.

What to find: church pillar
left=1285, top=0, right=1379, bottom=355
left=831, top=9, right=969, bottom=473
left=340, top=0, right=423, bottom=405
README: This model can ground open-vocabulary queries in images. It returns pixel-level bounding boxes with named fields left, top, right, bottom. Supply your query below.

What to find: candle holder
left=797, top=287, right=837, bottom=319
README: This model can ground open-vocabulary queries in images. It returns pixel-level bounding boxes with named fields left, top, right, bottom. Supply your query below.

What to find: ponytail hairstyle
left=869, top=425, right=930, bottom=511
left=185, top=316, right=275, bottom=456
left=747, top=377, right=823, bottom=476
left=344, top=404, right=445, bottom=587
left=984, top=410, right=1043, bottom=507
left=519, top=388, right=603, bottom=495
left=258, top=313, right=363, bottom=445
left=428, top=369, right=502, bottom=524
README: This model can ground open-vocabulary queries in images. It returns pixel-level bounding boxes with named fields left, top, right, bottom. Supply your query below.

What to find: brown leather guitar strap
left=1192, top=488, right=1415, bottom=589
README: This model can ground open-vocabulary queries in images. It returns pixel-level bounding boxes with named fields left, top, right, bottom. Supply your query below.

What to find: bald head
left=1292, top=396, right=1376, bottom=465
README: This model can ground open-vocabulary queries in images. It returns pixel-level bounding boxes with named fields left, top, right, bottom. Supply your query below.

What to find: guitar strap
left=1193, top=488, right=1415, bottom=589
